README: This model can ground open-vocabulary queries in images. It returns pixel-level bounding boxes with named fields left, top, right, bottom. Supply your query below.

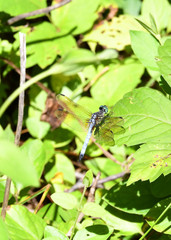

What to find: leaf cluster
left=0, top=0, right=171, bottom=239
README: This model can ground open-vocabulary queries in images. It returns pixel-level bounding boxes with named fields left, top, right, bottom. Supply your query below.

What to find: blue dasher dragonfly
left=56, top=94, right=125, bottom=161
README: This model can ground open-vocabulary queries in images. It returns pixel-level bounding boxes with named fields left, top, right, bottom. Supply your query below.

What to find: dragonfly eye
left=99, top=105, right=108, bottom=113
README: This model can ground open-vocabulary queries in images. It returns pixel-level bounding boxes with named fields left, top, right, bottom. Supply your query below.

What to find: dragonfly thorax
left=89, top=105, right=108, bottom=126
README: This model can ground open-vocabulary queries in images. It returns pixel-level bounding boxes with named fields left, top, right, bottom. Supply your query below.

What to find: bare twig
left=98, top=171, right=127, bottom=184
left=1, top=33, right=26, bottom=220
left=92, top=137, right=124, bottom=166
left=15, top=33, right=26, bottom=145
left=84, top=66, right=109, bottom=92
left=76, top=172, right=101, bottom=224
left=8, top=0, right=72, bottom=25
left=67, top=172, right=102, bottom=237
left=87, top=172, right=101, bottom=202
left=67, top=171, right=126, bottom=193
left=34, top=184, right=51, bottom=214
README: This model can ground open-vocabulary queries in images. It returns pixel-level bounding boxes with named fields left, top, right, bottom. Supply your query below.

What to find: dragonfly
left=56, top=94, right=125, bottom=161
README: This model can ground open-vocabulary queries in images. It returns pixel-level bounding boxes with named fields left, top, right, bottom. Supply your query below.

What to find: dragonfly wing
left=94, top=114, right=125, bottom=145
left=56, top=94, right=91, bottom=131
left=102, top=116, right=125, bottom=134
left=94, top=127, right=115, bottom=146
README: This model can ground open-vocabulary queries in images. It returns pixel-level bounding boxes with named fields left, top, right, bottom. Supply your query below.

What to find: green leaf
left=84, top=15, right=143, bottom=51
left=82, top=202, right=142, bottom=234
left=73, top=224, right=113, bottom=240
left=157, top=39, right=171, bottom=74
left=83, top=169, right=93, bottom=188
left=151, top=174, right=171, bottom=198
left=95, top=49, right=118, bottom=60
left=37, top=203, right=76, bottom=233
left=51, top=48, right=118, bottom=75
left=44, top=226, right=69, bottom=240
left=91, top=61, right=144, bottom=104
left=0, top=217, right=8, bottom=240
left=5, top=205, right=46, bottom=240
left=82, top=202, right=108, bottom=218
left=159, top=76, right=171, bottom=95
left=85, top=157, right=122, bottom=188
left=145, top=197, right=171, bottom=234
left=38, top=204, right=77, bottom=234
left=51, top=0, right=101, bottom=35
left=157, top=39, right=171, bottom=87
left=149, top=13, right=159, bottom=34
left=0, top=125, right=14, bottom=142
left=141, top=0, right=171, bottom=31
left=26, top=35, right=77, bottom=69
left=46, top=127, right=74, bottom=149
left=130, top=30, right=160, bottom=71
left=103, top=181, right=159, bottom=215
left=51, top=192, right=78, bottom=210
left=127, top=143, right=171, bottom=185
left=21, top=139, right=46, bottom=180
left=55, top=153, right=76, bottom=185
left=26, top=117, right=50, bottom=139
left=135, top=18, right=159, bottom=41
left=123, top=0, right=141, bottom=16
left=0, top=140, right=39, bottom=187
left=1, top=0, right=46, bottom=16
left=43, top=140, right=55, bottom=164
left=14, top=22, right=77, bottom=69
left=114, top=88, right=171, bottom=146
left=28, top=85, right=47, bottom=118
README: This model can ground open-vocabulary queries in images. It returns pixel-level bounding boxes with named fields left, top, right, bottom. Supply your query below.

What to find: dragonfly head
left=99, top=105, right=108, bottom=114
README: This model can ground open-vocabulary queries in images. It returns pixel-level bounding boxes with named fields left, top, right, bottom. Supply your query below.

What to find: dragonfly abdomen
left=79, top=115, right=96, bottom=161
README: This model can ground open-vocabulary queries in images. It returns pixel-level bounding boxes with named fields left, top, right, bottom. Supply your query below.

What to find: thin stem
left=67, top=171, right=126, bottom=192
left=34, top=184, right=51, bottom=214
left=1, top=33, right=26, bottom=220
left=83, top=66, right=109, bottom=91
left=69, top=186, right=87, bottom=240
left=8, top=0, right=71, bottom=25
left=139, top=201, right=171, bottom=240
left=0, top=68, right=53, bottom=118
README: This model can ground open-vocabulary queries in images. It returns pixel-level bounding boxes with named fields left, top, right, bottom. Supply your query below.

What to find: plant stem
left=1, top=33, right=26, bottom=220
left=139, top=201, right=171, bottom=240
left=70, top=186, right=87, bottom=240
left=0, top=68, right=53, bottom=118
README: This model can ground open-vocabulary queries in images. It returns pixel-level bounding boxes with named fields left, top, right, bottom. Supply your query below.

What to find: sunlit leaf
left=51, top=0, right=100, bottom=35
left=127, top=143, right=171, bottom=185
left=103, top=181, right=160, bottom=215
left=84, top=15, right=144, bottom=51
left=26, top=117, right=50, bottom=139
left=91, top=61, right=144, bottom=105
left=157, top=39, right=171, bottom=87
left=5, top=205, right=46, bottom=240
left=21, top=139, right=46, bottom=180
left=0, top=140, right=39, bottom=187
left=51, top=192, right=78, bottom=210
left=44, top=225, right=69, bottom=240
left=145, top=197, right=171, bottom=234
left=83, top=169, right=93, bottom=188
left=82, top=202, right=142, bottom=234
left=114, top=88, right=171, bottom=146
left=141, top=0, right=171, bottom=31
left=1, top=0, right=46, bottom=16
left=130, top=30, right=160, bottom=71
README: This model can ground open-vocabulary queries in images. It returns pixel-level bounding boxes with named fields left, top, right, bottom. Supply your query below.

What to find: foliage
left=0, top=0, right=171, bottom=239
